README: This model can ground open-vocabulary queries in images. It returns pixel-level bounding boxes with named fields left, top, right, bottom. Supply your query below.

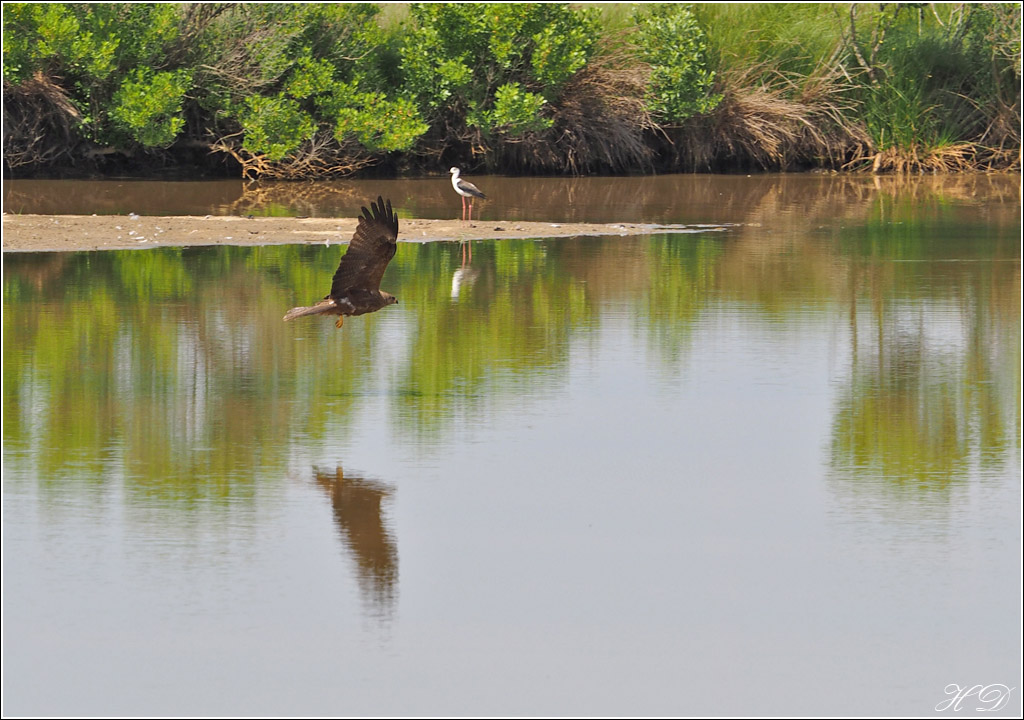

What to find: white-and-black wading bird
left=283, top=196, right=399, bottom=329
left=449, top=167, right=486, bottom=221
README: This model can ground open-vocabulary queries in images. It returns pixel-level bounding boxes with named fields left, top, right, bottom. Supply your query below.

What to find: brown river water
left=6, top=171, right=1017, bottom=226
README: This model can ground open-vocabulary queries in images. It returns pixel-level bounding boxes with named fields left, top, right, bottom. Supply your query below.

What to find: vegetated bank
left=3, top=3, right=1020, bottom=180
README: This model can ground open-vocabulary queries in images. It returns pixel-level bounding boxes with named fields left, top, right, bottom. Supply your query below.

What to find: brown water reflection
left=313, top=466, right=398, bottom=616
left=4, top=173, right=1020, bottom=227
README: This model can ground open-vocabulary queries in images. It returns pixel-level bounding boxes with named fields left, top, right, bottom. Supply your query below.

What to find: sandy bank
left=2, top=214, right=726, bottom=253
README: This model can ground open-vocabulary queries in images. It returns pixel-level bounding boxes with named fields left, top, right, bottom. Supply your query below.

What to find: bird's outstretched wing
left=329, top=196, right=399, bottom=297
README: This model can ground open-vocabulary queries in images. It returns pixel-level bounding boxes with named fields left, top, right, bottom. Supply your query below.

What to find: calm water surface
left=3, top=175, right=1021, bottom=716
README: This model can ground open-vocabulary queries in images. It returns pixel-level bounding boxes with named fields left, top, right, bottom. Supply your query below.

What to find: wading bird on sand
left=449, top=167, right=486, bottom=221
left=283, top=196, right=399, bottom=329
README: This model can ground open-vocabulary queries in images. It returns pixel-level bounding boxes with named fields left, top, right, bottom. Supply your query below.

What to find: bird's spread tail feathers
left=283, top=299, right=336, bottom=321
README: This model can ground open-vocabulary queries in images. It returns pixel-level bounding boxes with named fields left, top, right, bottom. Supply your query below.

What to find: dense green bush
left=631, top=4, right=721, bottom=123
left=400, top=3, right=599, bottom=142
left=188, top=4, right=425, bottom=174
left=110, top=68, right=191, bottom=147
left=330, top=90, right=429, bottom=153
left=3, top=3, right=184, bottom=148
left=3, top=3, right=427, bottom=175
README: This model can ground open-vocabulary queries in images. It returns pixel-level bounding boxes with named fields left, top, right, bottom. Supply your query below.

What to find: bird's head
left=382, top=291, right=398, bottom=306
left=449, top=167, right=459, bottom=175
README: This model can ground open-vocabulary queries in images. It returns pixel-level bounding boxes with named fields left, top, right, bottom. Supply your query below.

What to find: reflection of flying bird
left=283, top=196, right=399, bottom=328
left=313, top=466, right=398, bottom=612
left=449, top=167, right=486, bottom=221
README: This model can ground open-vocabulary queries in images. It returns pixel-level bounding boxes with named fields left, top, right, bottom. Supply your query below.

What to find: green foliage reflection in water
left=827, top=222, right=1020, bottom=491
left=3, top=227, right=1019, bottom=510
left=393, top=241, right=594, bottom=439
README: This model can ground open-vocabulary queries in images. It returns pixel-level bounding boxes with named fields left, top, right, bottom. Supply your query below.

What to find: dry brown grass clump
left=546, top=55, right=657, bottom=174
left=671, top=64, right=872, bottom=172
left=3, top=71, right=83, bottom=171
left=860, top=142, right=978, bottom=174
left=489, top=39, right=658, bottom=175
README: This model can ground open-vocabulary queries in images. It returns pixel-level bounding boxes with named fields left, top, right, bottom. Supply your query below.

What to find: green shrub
left=3, top=3, right=183, bottom=146
left=632, top=4, right=721, bottom=123
left=196, top=4, right=425, bottom=170
left=110, top=68, right=191, bottom=147
left=239, top=95, right=316, bottom=162
left=401, top=3, right=599, bottom=138
left=329, top=87, right=429, bottom=152
left=485, top=83, right=552, bottom=135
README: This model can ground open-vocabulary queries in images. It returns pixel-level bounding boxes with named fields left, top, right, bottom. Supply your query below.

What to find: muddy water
left=6, top=172, right=1020, bottom=226
left=2, top=175, right=1021, bottom=716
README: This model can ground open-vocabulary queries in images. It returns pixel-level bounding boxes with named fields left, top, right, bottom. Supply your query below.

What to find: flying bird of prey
left=449, top=167, right=486, bottom=221
left=283, top=196, right=399, bottom=329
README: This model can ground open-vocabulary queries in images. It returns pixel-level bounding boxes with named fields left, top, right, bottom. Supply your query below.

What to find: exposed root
left=210, top=129, right=377, bottom=180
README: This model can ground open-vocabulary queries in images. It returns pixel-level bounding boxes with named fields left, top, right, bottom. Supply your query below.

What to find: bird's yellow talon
left=335, top=316, right=344, bottom=329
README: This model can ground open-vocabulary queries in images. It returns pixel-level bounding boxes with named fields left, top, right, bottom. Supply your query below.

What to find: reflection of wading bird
left=449, top=167, right=486, bottom=221
left=451, top=241, right=480, bottom=300
left=283, top=196, right=398, bottom=328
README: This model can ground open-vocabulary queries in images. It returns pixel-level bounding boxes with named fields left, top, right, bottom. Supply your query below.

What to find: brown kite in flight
left=283, top=196, right=399, bottom=328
